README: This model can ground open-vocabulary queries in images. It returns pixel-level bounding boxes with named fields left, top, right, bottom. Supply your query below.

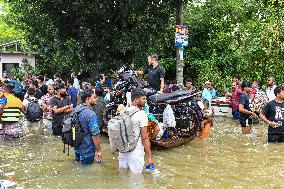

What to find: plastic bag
left=163, top=104, right=176, bottom=128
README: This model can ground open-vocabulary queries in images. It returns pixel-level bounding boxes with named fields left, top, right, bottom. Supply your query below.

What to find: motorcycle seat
left=148, top=90, right=195, bottom=103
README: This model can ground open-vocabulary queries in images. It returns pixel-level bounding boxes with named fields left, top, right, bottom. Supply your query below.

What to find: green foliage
left=0, top=0, right=23, bottom=44
left=10, top=67, right=22, bottom=80
left=4, top=0, right=284, bottom=96
left=5, top=0, right=178, bottom=75
left=182, top=0, right=284, bottom=94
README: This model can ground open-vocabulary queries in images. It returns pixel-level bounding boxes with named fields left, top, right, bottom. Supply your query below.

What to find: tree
left=182, top=0, right=284, bottom=92
left=5, top=0, right=178, bottom=76
left=0, top=0, right=23, bottom=44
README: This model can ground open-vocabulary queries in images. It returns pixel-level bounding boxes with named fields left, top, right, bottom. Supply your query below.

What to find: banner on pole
left=175, top=25, right=188, bottom=47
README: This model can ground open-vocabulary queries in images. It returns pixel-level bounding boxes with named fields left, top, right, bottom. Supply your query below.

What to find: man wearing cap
left=50, top=83, right=73, bottom=136
left=202, top=81, right=213, bottom=106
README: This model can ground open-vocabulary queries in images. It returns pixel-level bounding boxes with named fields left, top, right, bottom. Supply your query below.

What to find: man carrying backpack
left=117, top=88, right=153, bottom=174
left=74, top=88, right=102, bottom=164
left=50, top=83, right=73, bottom=136
left=22, top=87, right=45, bottom=134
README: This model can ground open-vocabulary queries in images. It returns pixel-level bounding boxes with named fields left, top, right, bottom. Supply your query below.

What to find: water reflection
left=1, top=117, right=284, bottom=188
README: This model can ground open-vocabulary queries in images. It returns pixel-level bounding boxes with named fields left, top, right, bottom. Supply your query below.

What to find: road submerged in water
left=1, top=117, right=284, bottom=189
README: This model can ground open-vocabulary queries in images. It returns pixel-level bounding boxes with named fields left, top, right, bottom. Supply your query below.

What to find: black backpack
left=62, top=108, right=84, bottom=155
left=26, top=98, right=43, bottom=122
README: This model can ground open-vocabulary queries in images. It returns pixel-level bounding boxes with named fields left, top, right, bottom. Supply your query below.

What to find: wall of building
left=0, top=53, right=36, bottom=78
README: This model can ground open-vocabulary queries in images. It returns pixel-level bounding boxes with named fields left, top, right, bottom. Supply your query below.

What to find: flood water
left=1, top=117, right=284, bottom=189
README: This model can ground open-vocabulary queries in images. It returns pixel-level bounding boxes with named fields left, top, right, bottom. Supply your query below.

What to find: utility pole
left=176, top=0, right=184, bottom=84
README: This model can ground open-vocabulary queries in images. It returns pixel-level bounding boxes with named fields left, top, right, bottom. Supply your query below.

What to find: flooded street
left=1, top=117, right=284, bottom=189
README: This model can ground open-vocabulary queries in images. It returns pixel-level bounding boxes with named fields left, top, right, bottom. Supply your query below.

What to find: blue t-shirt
left=105, top=78, right=112, bottom=90
left=202, top=88, right=212, bottom=106
left=210, top=88, right=217, bottom=98
left=68, top=87, right=78, bottom=107
left=74, top=104, right=100, bottom=161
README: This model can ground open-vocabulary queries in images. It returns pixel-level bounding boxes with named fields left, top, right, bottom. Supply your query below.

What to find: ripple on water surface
left=1, top=117, right=284, bottom=188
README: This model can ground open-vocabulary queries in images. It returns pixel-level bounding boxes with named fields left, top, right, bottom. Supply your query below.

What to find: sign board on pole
left=175, top=25, right=188, bottom=47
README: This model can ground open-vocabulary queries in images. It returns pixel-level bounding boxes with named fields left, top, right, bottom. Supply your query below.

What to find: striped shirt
left=2, top=94, right=23, bottom=122
left=41, top=93, right=54, bottom=120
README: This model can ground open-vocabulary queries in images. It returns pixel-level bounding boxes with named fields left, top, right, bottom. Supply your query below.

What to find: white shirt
left=266, top=85, right=276, bottom=101
left=122, top=106, right=148, bottom=155
left=23, top=97, right=43, bottom=109
left=73, top=78, right=80, bottom=91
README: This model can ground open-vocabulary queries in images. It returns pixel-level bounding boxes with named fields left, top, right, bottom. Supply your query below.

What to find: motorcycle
left=103, top=65, right=144, bottom=123
left=147, top=90, right=203, bottom=138
left=104, top=65, right=204, bottom=141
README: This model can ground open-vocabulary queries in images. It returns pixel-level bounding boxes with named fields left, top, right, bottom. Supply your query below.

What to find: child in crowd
left=198, top=99, right=213, bottom=138
left=144, top=104, right=160, bottom=140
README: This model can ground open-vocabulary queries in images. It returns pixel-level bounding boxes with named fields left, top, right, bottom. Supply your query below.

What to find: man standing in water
left=260, top=86, right=284, bottom=142
left=50, top=83, right=73, bottom=136
left=266, top=77, right=277, bottom=102
left=74, top=88, right=102, bottom=164
left=136, top=54, right=165, bottom=92
left=119, top=88, right=153, bottom=174
left=239, top=81, right=257, bottom=134
left=41, top=85, right=54, bottom=129
left=226, top=75, right=242, bottom=119
left=0, top=84, right=25, bottom=140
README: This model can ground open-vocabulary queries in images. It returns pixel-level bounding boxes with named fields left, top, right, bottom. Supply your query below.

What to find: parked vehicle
left=104, top=65, right=204, bottom=145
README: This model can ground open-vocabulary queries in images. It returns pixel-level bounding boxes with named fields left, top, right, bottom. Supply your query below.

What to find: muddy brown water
left=0, top=117, right=284, bottom=189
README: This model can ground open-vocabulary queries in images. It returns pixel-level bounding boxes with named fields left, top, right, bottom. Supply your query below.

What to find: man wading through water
left=239, top=81, right=257, bottom=134
left=0, top=84, right=25, bottom=140
left=118, top=88, right=153, bottom=174
left=136, top=54, right=165, bottom=92
left=50, top=83, right=73, bottom=136
left=260, top=86, right=284, bottom=142
left=74, top=89, right=102, bottom=164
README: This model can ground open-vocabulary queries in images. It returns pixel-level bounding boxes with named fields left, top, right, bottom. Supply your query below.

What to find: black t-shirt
left=239, top=93, right=252, bottom=121
left=50, top=96, right=72, bottom=127
left=144, top=65, right=165, bottom=91
left=262, top=100, right=284, bottom=134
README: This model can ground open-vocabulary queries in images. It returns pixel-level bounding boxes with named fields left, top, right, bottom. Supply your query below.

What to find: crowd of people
left=0, top=53, right=283, bottom=176
left=197, top=73, right=284, bottom=142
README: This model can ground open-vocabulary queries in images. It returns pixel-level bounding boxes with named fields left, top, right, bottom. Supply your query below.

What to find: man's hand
left=251, top=112, right=257, bottom=118
left=269, top=121, right=279, bottom=128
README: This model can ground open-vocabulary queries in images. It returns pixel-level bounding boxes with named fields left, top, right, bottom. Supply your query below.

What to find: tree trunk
left=176, top=0, right=184, bottom=84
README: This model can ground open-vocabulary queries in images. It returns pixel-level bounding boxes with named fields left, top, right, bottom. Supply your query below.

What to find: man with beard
left=266, top=77, right=277, bottom=102
left=50, top=83, right=73, bottom=136
left=118, top=88, right=153, bottom=174
left=74, top=88, right=102, bottom=164
left=136, top=54, right=165, bottom=92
